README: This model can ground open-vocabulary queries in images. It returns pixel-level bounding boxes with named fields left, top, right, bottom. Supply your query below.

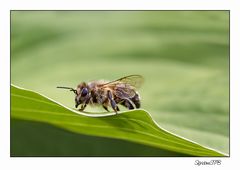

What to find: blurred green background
left=11, top=11, right=229, bottom=155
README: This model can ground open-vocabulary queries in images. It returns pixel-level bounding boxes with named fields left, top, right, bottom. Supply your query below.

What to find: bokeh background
left=11, top=11, right=229, bottom=156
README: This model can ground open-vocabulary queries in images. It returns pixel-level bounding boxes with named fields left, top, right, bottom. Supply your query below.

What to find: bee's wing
left=100, top=75, right=143, bottom=99
left=115, top=85, right=136, bottom=98
left=101, top=75, right=144, bottom=89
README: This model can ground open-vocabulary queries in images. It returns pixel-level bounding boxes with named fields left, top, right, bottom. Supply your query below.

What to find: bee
left=57, top=75, right=143, bottom=114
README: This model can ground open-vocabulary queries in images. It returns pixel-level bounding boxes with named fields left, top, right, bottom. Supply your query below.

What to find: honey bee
left=57, top=75, right=143, bottom=114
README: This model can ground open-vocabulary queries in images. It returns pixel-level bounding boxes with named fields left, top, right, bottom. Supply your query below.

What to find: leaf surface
left=11, top=85, right=225, bottom=156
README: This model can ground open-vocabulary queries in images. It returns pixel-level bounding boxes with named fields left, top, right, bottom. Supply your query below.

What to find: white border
left=1, top=1, right=239, bottom=170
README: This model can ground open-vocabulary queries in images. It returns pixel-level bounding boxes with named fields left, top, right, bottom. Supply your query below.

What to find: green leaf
left=11, top=84, right=225, bottom=156
left=11, top=119, right=188, bottom=156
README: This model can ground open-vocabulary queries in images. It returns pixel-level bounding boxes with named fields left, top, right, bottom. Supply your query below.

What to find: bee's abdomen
left=131, top=92, right=141, bottom=108
left=118, top=92, right=141, bottom=109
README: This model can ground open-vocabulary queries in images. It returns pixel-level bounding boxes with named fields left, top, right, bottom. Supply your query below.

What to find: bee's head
left=57, top=83, right=89, bottom=109
left=75, top=82, right=89, bottom=108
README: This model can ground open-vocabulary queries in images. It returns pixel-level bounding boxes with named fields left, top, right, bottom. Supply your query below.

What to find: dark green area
left=11, top=119, right=188, bottom=156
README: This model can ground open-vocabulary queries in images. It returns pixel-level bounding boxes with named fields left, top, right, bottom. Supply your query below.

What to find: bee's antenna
left=57, top=86, right=77, bottom=94
left=57, top=86, right=74, bottom=90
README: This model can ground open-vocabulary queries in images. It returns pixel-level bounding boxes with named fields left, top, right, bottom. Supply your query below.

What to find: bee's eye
left=81, top=88, right=88, bottom=97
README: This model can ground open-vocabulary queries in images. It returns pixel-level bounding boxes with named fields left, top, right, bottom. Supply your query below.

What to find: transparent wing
left=114, top=85, right=136, bottom=99
left=100, top=75, right=143, bottom=99
left=101, top=75, right=144, bottom=89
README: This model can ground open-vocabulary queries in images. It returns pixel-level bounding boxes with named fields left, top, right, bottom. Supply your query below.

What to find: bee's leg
left=79, top=104, right=86, bottom=111
left=122, top=98, right=135, bottom=110
left=79, top=105, right=84, bottom=111
left=107, top=90, right=118, bottom=114
left=126, top=101, right=134, bottom=109
left=102, top=105, right=110, bottom=112
left=125, top=101, right=134, bottom=110
left=116, top=106, right=120, bottom=111
left=79, top=96, right=90, bottom=111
